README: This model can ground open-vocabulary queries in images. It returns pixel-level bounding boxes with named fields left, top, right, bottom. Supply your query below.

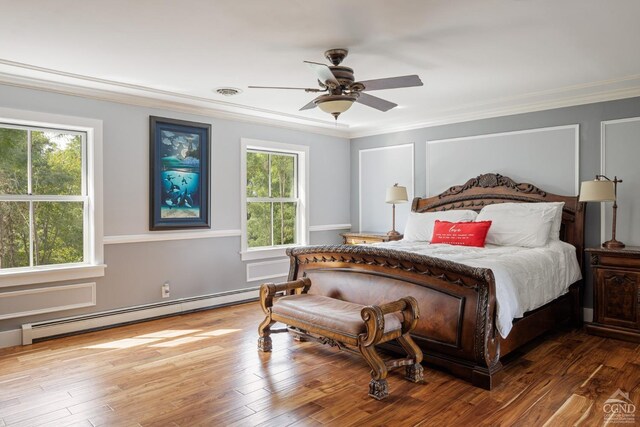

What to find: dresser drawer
left=592, top=253, right=640, bottom=270
left=341, top=232, right=401, bottom=245
left=344, top=237, right=377, bottom=245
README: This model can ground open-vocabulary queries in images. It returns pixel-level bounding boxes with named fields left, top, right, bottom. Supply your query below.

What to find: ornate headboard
left=412, top=173, right=586, bottom=267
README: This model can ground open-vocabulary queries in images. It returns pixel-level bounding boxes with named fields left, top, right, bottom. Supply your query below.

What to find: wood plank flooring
left=0, top=302, right=638, bottom=426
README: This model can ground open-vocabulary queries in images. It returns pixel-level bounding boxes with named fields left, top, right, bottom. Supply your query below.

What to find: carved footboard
left=286, top=245, right=503, bottom=389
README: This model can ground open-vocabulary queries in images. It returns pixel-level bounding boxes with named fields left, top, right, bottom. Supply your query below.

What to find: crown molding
left=0, top=61, right=350, bottom=138
left=1, top=58, right=639, bottom=140
left=349, top=76, right=640, bottom=138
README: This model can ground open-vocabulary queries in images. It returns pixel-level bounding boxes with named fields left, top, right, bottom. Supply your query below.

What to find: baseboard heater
left=21, top=286, right=260, bottom=345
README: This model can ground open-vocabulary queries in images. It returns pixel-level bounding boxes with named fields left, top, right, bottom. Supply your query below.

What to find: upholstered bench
left=258, top=277, right=424, bottom=400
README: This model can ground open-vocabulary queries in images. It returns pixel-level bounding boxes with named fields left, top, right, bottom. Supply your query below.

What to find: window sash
left=0, top=124, right=87, bottom=197
left=247, top=197, right=297, bottom=203
left=246, top=148, right=298, bottom=249
left=0, top=123, right=89, bottom=270
left=246, top=200, right=298, bottom=248
left=246, top=149, right=298, bottom=199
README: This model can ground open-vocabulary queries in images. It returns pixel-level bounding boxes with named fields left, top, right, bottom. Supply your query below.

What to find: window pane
left=271, top=154, right=295, bottom=198
left=32, top=131, right=83, bottom=195
left=246, top=152, right=269, bottom=197
left=247, top=202, right=272, bottom=248
left=0, top=202, right=30, bottom=269
left=34, top=202, right=84, bottom=266
left=273, top=202, right=296, bottom=246
left=0, top=128, right=28, bottom=195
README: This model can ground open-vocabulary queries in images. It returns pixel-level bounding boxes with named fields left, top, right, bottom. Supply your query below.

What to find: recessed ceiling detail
left=0, top=1, right=639, bottom=138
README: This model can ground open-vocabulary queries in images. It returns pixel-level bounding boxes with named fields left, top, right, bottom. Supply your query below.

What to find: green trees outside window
left=0, top=127, right=85, bottom=269
left=246, top=150, right=297, bottom=248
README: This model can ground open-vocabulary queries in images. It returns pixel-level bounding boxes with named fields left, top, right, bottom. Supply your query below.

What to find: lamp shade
left=579, top=180, right=615, bottom=202
left=386, top=185, right=408, bottom=204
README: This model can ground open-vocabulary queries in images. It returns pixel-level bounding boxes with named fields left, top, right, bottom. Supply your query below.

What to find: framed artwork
left=149, top=116, right=211, bottom=230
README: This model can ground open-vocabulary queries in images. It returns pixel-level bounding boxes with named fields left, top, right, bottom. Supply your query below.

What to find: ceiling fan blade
left=299, top=100, right=317, bottom=111
left=356, top=93, right=397, bottom=112
left=304, top=61, right=339, bottom=87
left=358, top=75, right=423, bottom=91
left=248, top=85, right=322, bottom=92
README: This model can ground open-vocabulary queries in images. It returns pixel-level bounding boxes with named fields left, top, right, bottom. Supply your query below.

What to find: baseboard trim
left=19, top=287, right=259, bottom=346
left=0, top=303, right=598, bottom=350
left=0, top=329, right=22, bottom=349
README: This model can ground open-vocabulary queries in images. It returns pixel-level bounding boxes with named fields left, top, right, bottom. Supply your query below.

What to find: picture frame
left=149, top=116, right=211, bottom=230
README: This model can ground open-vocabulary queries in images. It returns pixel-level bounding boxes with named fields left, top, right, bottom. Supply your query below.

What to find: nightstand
left=586, top=247, right=640, bottom=343
left=340, top=232, right=403, bottom=245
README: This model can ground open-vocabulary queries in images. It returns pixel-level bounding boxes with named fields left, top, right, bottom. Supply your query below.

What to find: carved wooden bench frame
left=257, top=277, right=424, bottom=400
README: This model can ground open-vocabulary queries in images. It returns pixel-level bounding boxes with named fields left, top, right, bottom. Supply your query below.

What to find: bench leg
left=293, top=333, right=307, bottom=342
left=258, top=316, right=275, bottom=352
left=368, top=378, right=389, bottom=401
left=405, top=362, right=424, bottom=383
left=397, top=334, right=424, bottom=383
left=359, top=344, right=389, bottom=400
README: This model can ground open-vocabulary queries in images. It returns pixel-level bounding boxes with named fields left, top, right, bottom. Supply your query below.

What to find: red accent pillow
left=431, top=220, right=492, bottom=247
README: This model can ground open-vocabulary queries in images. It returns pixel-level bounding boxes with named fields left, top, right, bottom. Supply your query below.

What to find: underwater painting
left=150, top=117, right=211, bottom=230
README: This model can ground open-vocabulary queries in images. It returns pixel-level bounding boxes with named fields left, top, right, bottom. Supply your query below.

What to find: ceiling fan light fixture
left=315, top=94, right=356, bottom=120
left=248, top=48, right=422, bottom=118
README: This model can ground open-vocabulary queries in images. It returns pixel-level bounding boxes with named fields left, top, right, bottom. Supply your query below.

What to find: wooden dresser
left=341, top=232, right=403, bottom=245
left=586, top=247, right=640, bottom=342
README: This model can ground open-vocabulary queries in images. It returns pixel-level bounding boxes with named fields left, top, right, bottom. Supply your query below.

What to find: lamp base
left=387, top=230, right=402, bottom=237
left=602, top=239, right=625, bottom=249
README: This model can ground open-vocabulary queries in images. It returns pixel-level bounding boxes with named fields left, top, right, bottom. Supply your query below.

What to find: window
left=0, top=108, right=104, bottom=286
left=246, top=150, right=297, bottom=248
left=241, top=139, right=308, bottom=260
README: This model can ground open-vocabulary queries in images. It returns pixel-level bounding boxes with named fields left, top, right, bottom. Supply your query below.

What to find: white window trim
left=240, top=138, right=309, bottom=261
left=0, top=107, right=105, bottom=287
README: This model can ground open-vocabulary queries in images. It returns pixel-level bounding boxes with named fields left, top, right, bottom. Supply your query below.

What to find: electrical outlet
left=162, top=282, right=170, bottom=299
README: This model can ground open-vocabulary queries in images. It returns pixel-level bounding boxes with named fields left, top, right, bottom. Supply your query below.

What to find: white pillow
left=476, top=202, right=562, bottom=248
left=545, top=202, right=565, bottom=241
left=403, top=210, right=478, bottom=242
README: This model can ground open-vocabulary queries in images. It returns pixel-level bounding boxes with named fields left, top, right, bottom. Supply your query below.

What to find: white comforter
left=375, top=240, right=582, bottom=338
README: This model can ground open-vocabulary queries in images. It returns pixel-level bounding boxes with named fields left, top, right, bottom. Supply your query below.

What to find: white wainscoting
left=0, top=282, right=96, bottom=320
left=601, top=117, right=640, bottom=246
left=246, top=258, right=290, bottom=283
left=426, top=125, right=579, bottom=196
left=359, top=144, right=414, bottom=233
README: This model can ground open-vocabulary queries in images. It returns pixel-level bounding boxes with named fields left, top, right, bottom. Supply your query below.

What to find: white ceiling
left=1, top=0, right=639, bottom=138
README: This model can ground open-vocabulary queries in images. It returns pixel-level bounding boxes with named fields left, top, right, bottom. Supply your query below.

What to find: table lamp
left=385, top=183, right=408, bottom=237
left=579, top=175, right=625, bottom=249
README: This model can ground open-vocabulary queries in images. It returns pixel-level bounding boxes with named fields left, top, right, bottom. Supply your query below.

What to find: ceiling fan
left=249, top=48, right=423, bottom=120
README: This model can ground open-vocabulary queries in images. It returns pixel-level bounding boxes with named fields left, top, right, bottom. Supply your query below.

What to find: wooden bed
left=285, top=173, right=585, bottom=389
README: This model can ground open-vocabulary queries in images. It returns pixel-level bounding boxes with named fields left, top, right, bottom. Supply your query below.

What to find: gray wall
left=1, top=81, right=638, bottom=333
left=602, top=118, right=640, bottom=246
left=0, top=84, right=350, bottom=331
left=351, top=96, right=640, bottom=308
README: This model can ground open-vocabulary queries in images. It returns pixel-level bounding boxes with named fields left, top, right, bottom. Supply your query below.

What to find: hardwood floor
left=0, top=302, right=638, bottom=426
